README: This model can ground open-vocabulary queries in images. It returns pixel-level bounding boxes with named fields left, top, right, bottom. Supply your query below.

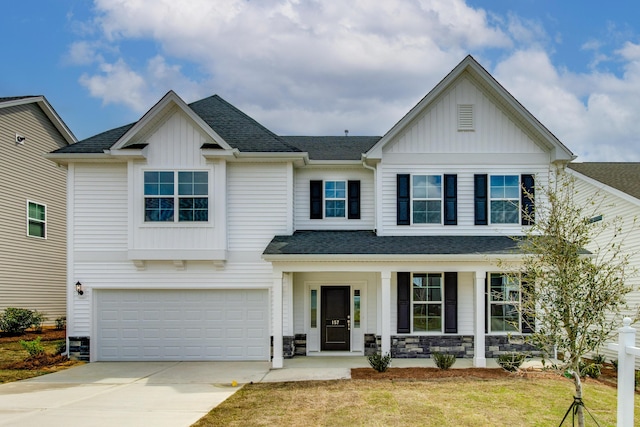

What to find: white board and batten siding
left=294, top=167, right=374, bottom=230
left=0, top=102, right=68, bottom=320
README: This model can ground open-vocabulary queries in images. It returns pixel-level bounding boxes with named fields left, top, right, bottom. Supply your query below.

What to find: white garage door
left=96, top=289, right=269, bottom=361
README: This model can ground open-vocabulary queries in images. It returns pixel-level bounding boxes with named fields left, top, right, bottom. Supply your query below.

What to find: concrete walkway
left=0, top=357, right=515, bottom=427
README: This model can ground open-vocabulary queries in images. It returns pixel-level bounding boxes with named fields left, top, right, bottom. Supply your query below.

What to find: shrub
left=591, top=354, right=606, bottom=365
left=497, top=353, right=526, bottom=372
left=367, top=352, right=392, bottom=372
left=0, top=308, right=35, bottom=334
left=610, top=359, right=618, bottom=372
left=55, top=341, right=67, bottom=355
left=19, top=337, right=45, bottom=357
left=30, top=311, right=47, bottom=333
left=55, top=316, right=66, bottom=330
left=580, top=361, right=601, bottom=379
left=432, top=352, right=456, bottom=370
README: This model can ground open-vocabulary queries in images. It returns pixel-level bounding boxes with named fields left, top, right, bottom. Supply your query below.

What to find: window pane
left=491, top=201, right=519, bottom=224
left=354, top=290, right=361, bottom=328
left=412, top=175, right=427, bottom=198
left=28, top=221, right=45, bottom=238
left=426, top=175, right=442, bottom=198
left=325, top=200, right=345, bottom=218
left=179, top=197, right=208, bottom=222
left=413, top=304, right=427, bottom=332
left=144, top=171, right=174, bottom=195
left=310, top=290, right=317, bottom=328
left=28, top=202, right=45, bottom=220
left=145, top=198, right=174, bottom=222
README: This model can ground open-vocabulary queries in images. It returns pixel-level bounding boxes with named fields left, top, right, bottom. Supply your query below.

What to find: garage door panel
left=96, top=289, right=269, bottom=361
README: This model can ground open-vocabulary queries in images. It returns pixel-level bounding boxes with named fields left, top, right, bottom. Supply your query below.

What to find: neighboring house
left=48, top=56, right=575, bottom=366
left=0, top=96, right=76, bottom=324
left=567, top=163, right=640, bottom=368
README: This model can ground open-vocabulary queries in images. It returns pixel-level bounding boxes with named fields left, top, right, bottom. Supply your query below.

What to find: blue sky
left=2, top=1, right=640, bottom=161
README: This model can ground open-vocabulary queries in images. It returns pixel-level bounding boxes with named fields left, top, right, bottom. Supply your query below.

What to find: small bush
left=432, top=352, right=456, bottom=370
left=580, top=362, right=602, bottom=379
left=55, top=316, right=66, bottom=330
left=497, top=353, right=526, bottom=372
left=30, top=311, right=47, bottom=333
left=367, top=352, right=392, bottom=372
left=610, top=359, right=618, bottom=372
left=55, top=341, right=67, bottom=355
left=591, top=354, right=606, bottom=365
left=0, top=308, right=35, bottom=334
left=20, top=337, right=45, bottom=357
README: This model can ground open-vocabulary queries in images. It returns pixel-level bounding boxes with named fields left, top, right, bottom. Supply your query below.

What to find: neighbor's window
left=489, top=273, right=520, bottom=333
left=27, top=201, right=46, bottom=238
left=144, top=171, right=208, bottom=222
left=412, top=273, right=443, bottom=332
left=412, top=175, right=442, bottom=224
left=490, top=175, right=519, bottom=224
left=324, top=181, right=346, bottom=218
left=310, top=289, right=317, bottom=328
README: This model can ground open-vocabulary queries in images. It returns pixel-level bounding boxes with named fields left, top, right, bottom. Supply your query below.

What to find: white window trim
left=143, top=170, right=210, bottom=224
left=324, top=180, right=346, bottom=219
left=411, top=174, right=443, bottom=225
left=489, top=174, right=520, bottom=225
left=411, top=272, right=444, bottom=334
left=488, top=272, right=522, bottom=334
left=26, top=200, right=47, bottom=239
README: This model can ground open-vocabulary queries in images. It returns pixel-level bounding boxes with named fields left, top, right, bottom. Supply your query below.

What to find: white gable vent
left=457, top=104, right=474, bottom=131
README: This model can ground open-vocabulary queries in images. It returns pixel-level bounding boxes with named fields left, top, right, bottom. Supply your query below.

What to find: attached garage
left=95, top=289, right=270, bottom=361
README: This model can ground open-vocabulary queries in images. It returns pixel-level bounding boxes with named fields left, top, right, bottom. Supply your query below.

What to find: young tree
left=507, top=172, right=637, bottom=427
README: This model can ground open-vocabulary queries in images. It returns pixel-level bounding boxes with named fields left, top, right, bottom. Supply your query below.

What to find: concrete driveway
left=0, top=361, right=271, bottom=427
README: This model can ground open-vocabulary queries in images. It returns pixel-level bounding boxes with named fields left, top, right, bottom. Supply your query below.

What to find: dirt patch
left=353, top=367, right=521, bottom=380
left=3, top=353, right=74, bottom=370
left=0, top=328, right=65, bottom=343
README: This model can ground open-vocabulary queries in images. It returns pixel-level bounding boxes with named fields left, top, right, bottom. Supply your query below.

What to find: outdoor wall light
left=75, top=281, right=84, bottom=295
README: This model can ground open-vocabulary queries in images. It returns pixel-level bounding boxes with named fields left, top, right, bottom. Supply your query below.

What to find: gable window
left=490, top=175, right=519, bottom=224
left=488, top=273, right=520, bottom=333
left=27, top=201, right=46, bottom=238
left=412, top=273, right=443, bottom=332
left=324, top=181, right=346, bottom=218
left=412, top=175, right=442, bottom=224
left=144, top=171, right=208, bottom=222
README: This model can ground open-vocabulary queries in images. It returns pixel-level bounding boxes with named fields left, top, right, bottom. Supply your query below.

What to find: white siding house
left=49, top=56, right=576, bottom=367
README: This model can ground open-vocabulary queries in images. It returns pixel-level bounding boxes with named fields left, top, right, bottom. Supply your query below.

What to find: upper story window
left=144, top=171, right=208, bottom=222
left=490, top=175, right=520, bottom=224
left=488, top=273, right=520, bottom=333
left=27, top=201, right=46, bottom=238
left=310, top=180, right=360, bottom=220
left=412, top=175, right=442, bottom=224
left=324, top=181, right=346, bottom=218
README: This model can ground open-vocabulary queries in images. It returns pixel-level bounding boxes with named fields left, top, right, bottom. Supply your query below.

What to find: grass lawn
left=193, top=376, right=638, bottom=427
left=0, top=330, right=79, bottom=384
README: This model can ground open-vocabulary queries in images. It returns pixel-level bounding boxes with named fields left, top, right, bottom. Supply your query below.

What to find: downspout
left=362, top=156, right=377, bottom=233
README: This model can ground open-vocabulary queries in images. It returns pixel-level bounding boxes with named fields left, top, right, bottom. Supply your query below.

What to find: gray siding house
left=0, top=96, right=76, bottom=324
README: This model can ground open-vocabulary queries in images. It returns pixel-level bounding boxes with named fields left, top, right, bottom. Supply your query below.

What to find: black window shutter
left=348, top=180, right=361, bottom=219
left=397, top=272, right=411, bottom=333
left=474, top=174, right=488, bottom=225
left=521, top=174, right=535, bottom=225
left=521, top=274, right=534, bottom=333
left=310, top=180, right=323, bottom=219
left=484, top=276, right=488, bottom=334
left=397, top=174, right=410, bottom=225
left=444, top=174, right=457, bottom=225
left=444, top=272, right=458, bottom=333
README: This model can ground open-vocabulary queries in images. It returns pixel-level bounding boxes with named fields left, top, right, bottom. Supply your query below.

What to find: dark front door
left=321, top=286, right=350, bottom=351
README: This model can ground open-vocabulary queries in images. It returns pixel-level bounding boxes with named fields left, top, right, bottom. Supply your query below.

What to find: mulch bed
left=0, top=328, right=65, bottom=343
left=353, top=367, right=527, bottom=380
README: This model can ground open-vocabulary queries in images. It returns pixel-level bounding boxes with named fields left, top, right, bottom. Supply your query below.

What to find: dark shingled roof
left=263, top=231, right=525, bottom=256
left=0, top=96, right=39, bottom=103
left=282, top=136, right=381, bottom=160
left=53, top=94, right=300, bottom=154
left=568, top=163, right=640, bottom=200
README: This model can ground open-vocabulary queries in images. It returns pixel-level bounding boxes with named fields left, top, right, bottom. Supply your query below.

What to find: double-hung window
left=490, top=175, right=519, bottom=224
left=489, top=273, right=520, bottom=333
left=324, top=181, right=346, bottom=218
left=412, top=273, right=443, bottom=332
left=27, top=201, right=46, bottom=238
left=412, top=175, right=442, bottom=224
left=144, top=171, right=208, bottom=222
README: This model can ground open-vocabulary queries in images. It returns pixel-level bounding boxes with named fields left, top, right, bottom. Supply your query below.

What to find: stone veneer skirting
left=484, top=335, right=541, bottom=358
left=68, top=336, right=90, bottom=361
left=391, top=335, right=475, bottom=358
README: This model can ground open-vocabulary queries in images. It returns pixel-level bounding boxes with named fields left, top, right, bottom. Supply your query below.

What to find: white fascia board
left=110, top=91, right=233, bottom=151
left=43, top=152, right=119, bottom=166
left=303, top=160, right=363, bottom=168
left=230, top=151, right=308, bottom=166
left=201, top=148, right=238, bottom=159
left=262, top=253, right=524, bottom=263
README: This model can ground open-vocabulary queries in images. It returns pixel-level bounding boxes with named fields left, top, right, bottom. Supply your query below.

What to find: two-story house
left=48, top=55, right=574, bottom=366
left=0, top=96, right=76, bottom=324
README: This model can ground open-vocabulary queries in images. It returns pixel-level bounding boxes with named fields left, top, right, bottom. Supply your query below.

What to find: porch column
left=272, top=270, right=284, bottom=369
left=474, top=270, right=486, bottom=367
left=381, top=270, right=391, bottom=355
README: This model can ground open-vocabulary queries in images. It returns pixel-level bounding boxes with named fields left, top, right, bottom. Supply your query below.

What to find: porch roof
left=263, top=231, right=526, bottom=256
